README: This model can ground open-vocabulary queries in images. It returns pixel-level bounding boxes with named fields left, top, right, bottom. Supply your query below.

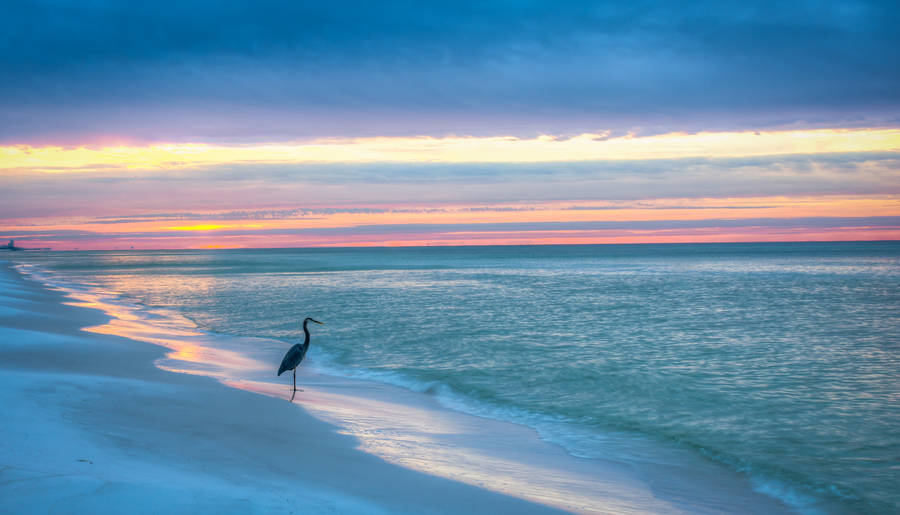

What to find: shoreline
left=1, top=259, right=795, bottom=513
left=0, top=260, right=572, bottom=514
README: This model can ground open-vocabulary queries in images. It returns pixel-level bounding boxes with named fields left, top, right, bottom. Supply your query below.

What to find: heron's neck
left=302, top=320, right=311, bottom=348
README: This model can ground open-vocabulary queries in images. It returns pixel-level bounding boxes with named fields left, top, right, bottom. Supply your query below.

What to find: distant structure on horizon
left=1, top=239, right=51, bottom=251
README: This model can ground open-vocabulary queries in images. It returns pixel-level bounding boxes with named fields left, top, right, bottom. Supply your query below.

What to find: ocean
left=10, top=242, right=900, bottom=513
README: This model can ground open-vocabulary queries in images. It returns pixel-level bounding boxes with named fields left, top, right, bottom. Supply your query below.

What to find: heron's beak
left=313, top=320, right=324, bottom=325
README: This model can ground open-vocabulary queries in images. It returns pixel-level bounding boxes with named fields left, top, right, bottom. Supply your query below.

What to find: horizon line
left=5, top=238, right=898, bottom=253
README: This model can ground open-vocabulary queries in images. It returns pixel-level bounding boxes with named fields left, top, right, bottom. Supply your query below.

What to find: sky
left=1, top=0, right=899, bottom=249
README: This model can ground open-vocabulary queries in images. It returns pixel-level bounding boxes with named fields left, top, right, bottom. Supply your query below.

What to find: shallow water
left=10, top=242, right=900, bottom=513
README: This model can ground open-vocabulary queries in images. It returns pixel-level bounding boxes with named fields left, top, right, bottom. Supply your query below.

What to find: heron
left=278, top=317, right=324, bottom=401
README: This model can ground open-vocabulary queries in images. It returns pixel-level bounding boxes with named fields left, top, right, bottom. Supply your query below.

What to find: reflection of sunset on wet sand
left=63, top=289, right=268, bottom=378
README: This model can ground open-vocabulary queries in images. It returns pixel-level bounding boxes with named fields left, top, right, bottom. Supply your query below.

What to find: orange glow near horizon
left=4, top=195, right=898, bottom=250
left=2, top=128, right=900, bottom=173
left=3, top=126, right=896, bottom=249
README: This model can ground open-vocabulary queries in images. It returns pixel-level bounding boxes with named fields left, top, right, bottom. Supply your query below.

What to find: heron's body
left=278, top=317, right=322, bottom=400
left=278, top=343, right=308, bottom=376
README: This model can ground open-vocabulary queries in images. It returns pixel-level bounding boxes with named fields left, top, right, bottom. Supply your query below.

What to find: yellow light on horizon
left=163, top=224, right=226, bottom=231
left=163, top=224, right=263, bottom=231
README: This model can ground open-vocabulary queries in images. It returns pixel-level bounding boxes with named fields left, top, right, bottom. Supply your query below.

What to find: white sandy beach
left=0, top=259, right=794, bottom=514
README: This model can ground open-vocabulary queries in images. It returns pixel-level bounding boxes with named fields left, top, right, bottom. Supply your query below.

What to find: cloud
left=2, top=1, right=899, bottom=142
left=2, top=152, right=898, bottom=218
left=240, top=217, right=900, bottom=236
left=5, top=216, right=899, bottom=243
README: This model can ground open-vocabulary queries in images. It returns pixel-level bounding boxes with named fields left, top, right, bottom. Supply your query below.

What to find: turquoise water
left=11, top=242, right=900, bottom=513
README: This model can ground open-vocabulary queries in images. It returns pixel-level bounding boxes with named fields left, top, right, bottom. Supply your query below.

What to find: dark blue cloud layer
left=2, top=1, right=899, bottom=142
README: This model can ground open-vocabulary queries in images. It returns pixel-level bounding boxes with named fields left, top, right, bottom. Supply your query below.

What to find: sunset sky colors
left=2, top=1, right=899, bottom=249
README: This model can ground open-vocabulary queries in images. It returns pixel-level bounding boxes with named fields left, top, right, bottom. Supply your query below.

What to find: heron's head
left=304, top=317, right=324, bottom=325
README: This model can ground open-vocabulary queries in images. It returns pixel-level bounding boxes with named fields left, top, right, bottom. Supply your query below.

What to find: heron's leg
left=290, top=369, right=297, bottom=402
